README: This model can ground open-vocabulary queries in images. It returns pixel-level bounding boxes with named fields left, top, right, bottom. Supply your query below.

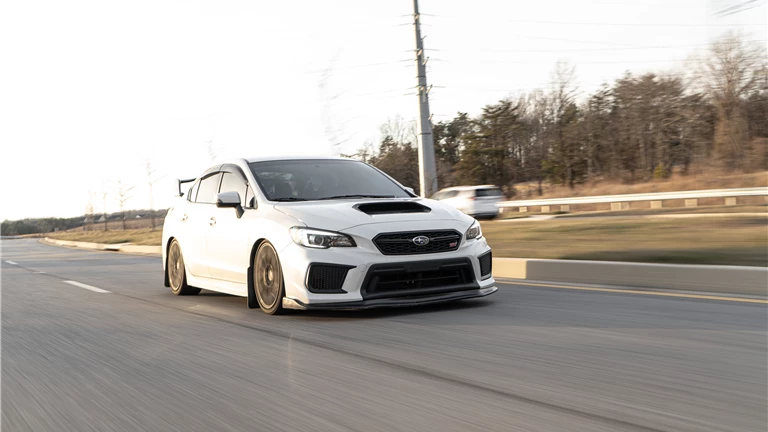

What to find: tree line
left=1, top=209, right=168, bottom=236
left=347, top=33, right=767, bottom=197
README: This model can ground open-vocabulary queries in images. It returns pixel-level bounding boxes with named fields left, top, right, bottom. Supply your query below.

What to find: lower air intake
left=307, top=264, right=353, bottom=293
left=478, top=251, right=492, bottom=279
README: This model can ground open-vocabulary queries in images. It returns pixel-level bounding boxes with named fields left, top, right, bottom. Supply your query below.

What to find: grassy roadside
left=47, top=229, right=162, bottom=246
left=482, top=216, right=767, bottom=266
left=45, top=216, right=767, bottom=267
left=554, top=205, right=767, bottom=218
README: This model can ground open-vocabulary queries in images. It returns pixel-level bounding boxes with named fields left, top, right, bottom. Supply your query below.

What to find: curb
left=42, top=238, right=162, bottom=256
left=493, top=258, right=768, bottom=297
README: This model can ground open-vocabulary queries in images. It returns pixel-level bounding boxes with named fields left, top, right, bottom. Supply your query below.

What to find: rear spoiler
left=175, top=178, right=197, bottom=197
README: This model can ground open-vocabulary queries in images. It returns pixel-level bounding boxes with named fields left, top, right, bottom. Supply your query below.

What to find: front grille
left=373, top=230, right=462, bottom=255
left=478, top=251, right=492, bottom=279
left=306, top=264, right=353, bottom=293
left=361, top=258, right=478, bottom=300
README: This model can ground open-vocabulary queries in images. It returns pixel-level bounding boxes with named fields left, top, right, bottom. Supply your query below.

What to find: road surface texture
left=3, top=239, right=766, bottom=432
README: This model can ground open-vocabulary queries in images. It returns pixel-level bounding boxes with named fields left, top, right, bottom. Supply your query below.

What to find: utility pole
left=412, top=0, right=438, bottom=198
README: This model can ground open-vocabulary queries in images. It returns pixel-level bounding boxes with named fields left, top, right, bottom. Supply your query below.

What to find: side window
left=476, top=188, right=502, bottom=198
left=443, top=190, right=459, bottom=199
left=219, top=172, right=248, bottom=206
left=431, top=191, right=445, bottom=200
left=187, top=180, right=201, bottom=202
left=196, top=173, right=222, bottom=204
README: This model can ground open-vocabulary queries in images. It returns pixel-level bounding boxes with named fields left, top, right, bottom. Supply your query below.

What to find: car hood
left=273, top=198, right=472, bottom=232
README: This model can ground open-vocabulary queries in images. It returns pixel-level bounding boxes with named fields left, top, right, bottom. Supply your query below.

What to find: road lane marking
left=63, top=280, right=110, bottom=293
left=5, top=261, right=18, bottom=265
left=506, top=281, right=768, bottom=304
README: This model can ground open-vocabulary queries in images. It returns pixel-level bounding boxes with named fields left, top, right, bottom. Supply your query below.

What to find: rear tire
left=253, top=241, right=285, bottom=315
left=168, top=240, right=201, bottom=296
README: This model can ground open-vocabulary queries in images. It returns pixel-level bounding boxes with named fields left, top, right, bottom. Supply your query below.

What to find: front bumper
left=278, top=220, right=496, bottom=306
left=282, top=286, right=498, bottom=310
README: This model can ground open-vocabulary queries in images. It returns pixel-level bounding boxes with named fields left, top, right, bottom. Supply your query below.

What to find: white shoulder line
left=63, top=280, right=111, bottom=293
left=5, top=261, right=18, bottom=265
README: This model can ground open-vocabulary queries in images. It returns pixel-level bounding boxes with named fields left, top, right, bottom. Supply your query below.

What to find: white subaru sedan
left=162, top=156, right=497, bottom=314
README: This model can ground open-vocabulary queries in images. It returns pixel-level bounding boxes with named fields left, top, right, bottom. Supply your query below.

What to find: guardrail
left=499, top=187, right=768, bottom=212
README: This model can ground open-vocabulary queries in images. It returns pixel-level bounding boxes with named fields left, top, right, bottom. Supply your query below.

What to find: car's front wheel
left=253, top=241, right=285, bottom=315
left=168, top=240, right=201, bottom=296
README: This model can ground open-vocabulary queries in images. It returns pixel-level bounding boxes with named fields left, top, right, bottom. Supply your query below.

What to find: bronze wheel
left=253, top=241, right=284, bottom=314
left=168, top=240, right=201, bottom=296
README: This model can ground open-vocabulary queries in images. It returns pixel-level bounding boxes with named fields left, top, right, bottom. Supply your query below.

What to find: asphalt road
left=2, top=239, right=766, bottom=432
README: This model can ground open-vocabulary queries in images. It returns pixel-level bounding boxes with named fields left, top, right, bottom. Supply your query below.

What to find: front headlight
left=289, top=227, right=356, bottom=249
left=465, top=220, right=482, bottom=240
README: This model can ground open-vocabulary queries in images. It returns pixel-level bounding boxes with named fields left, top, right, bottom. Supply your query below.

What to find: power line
left=419, top=13, right=766, bottom=27
left=716, top=0, right=763, bottom=16
left=304, top=59, right=412, bottom=74
left=420, top=40, right=767, bottom=54
left=432, top=58, right=713, bottom=65
left=508, top=19, right=764, bottom=27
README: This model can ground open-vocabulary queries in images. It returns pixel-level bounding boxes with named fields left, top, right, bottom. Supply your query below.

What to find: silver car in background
left=431, top=185, right=504, bottom=219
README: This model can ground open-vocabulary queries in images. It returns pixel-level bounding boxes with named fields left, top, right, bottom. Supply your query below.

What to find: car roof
left=243, top=155, right=356, bottom=163
left=436, top=185, right=499, bottom=192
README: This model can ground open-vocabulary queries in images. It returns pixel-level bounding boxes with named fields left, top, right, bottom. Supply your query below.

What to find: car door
left=183, top=171, right=222, bottom=279
left=207, top=166, right=254, bottom=284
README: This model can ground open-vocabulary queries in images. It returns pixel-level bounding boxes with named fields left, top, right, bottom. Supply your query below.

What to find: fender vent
left=355, top=201, right=431, bottom=215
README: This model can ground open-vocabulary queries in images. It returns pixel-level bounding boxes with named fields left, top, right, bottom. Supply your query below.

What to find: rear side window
left=475, top=188, right=502, bottom=198
left=196, top=173, right=222, bottom=204
left=187, top=180, right=201, bottom=202
left=442, top=191, right=459, bottom=199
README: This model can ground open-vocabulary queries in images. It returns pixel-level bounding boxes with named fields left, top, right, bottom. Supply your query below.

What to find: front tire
left=168, top=240, right=201, bottom=296
left=253, top=241, right=285, bottom=315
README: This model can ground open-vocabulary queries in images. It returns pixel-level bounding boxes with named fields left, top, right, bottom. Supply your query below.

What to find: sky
left=1, top=0, right=766, bottom=221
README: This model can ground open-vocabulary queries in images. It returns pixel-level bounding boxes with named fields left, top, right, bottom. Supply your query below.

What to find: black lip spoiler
left=175, top=178, right=197, bottom=197
left=282, top=286, right=498, bottom=310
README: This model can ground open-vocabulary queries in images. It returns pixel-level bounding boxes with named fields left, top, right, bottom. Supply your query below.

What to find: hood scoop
left=355, top=201, right=431, bottom=216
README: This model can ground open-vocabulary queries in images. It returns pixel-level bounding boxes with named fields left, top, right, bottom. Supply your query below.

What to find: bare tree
left=341, top=140, right=375, bottom=163
left=380, top=116, right=418, bottom=146
left=694, top=32, right=766, bottom=167
left=116, top=179, right=135, bottom=231
left=84, top=190, right=95, bottom=231
left=100, top=182, right=109, bottom=231
left=546, top=61, right=580, bottom=188
left=145, top=159, right=160, bottom=230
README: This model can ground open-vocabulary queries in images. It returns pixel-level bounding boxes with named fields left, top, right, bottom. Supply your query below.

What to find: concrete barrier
left=493, top=257, right=768, bottom=296
left=118, top=245, right=162, bottom=255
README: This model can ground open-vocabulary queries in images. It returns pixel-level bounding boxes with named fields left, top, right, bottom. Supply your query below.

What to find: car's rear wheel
left=168, top=240, right=201, bottom=296
left=253, top=241, right=284, bottom=315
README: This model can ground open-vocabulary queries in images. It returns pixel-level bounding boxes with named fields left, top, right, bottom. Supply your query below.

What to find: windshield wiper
left=317, top=194, right=396, bottom=200
left=272, top=197, right=308, bottom=202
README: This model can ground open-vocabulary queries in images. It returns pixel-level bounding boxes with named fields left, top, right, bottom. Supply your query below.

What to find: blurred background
left=1, top=0, right=766, bottom=266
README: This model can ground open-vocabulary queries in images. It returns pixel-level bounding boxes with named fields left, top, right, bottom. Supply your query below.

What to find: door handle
left=209, top=217, right=216, bottom=226
left=180, top=214, right=188, bottom=222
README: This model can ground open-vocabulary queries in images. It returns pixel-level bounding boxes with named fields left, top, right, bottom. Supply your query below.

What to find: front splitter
left=282, top=286, right=498, bottom=311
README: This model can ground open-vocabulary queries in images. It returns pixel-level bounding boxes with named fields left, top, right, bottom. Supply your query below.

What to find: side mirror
left=216, top=191, right=241, bottom=208
left=404, top=187, right=416, bottom=196
left=216, top=191, right=245, bottom=218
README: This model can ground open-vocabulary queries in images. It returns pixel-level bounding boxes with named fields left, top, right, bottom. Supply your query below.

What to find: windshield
left=248, top=159, right=411, bottom=201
